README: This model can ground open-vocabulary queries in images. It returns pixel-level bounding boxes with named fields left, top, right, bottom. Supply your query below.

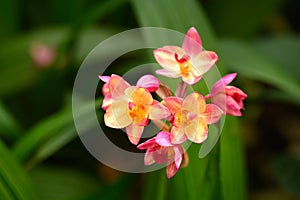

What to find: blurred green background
left=0, top=0, right=300, bottom=199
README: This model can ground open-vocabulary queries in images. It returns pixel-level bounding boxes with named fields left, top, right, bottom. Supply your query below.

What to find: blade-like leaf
left=219, top=39, right=300, bottom=102
left=220, top=116, right=246, bottom=200
left=13, top=99, right=101, bottom=167
left=0, top=140, right=39, bottom=200
left=0, top=100, right=22, bottom=141
left=130, top=0, right=216, bottom=49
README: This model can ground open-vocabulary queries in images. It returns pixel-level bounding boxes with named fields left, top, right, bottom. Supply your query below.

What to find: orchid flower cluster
left=99, top=27, right=247, bottom=178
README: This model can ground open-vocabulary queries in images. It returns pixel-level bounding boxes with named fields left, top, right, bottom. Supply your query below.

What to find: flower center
left=129, top=102, right=149, bottom=123
left=175, top=53, right=192, bottom=76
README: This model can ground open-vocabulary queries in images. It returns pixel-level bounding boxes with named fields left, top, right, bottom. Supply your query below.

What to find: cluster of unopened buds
left=99, top=27, right=247, bottom=178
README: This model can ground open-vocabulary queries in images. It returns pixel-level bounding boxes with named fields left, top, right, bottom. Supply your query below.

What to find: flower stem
left=176, top=81, right=188, bottom=98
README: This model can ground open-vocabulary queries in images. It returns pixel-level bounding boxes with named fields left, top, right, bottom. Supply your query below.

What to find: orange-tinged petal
left=171, top=126, right=187, bottom=144
left=191, top=51, right=218, bottom=76
left=149, top=103, right=170, bottom=120
left=125, top=87, right=153, bottom=105
left=104, top=100, right=131, bottom=128
left=182, top=92, right=206, bottom=114
left=201, top=104, right=223, bottom=124
left=185, top=118, right=208, bottom=143
left=109, top=74, right=130, bottom=98
left=182, top=73, right=201, bottom=85
left=163, top=97, right=182, bottom=114
left=126, top=123, right=144, bottom=145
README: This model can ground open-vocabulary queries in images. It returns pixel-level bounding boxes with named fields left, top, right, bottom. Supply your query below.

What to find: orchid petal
left=126, top=123, right=144, bottom=145
left=137, top=138, right=157, bottom=150
left=191, top=50, right=218, bottom=76
left=156, top=131, right=173, bottom=147
left=173, top=146, right=184, bottom=168
left=101, top=94, right=112, bottom=110
left=225, top=86, right=248, bottom=108
left=185, top=118, right=208, bottom=143
left=171, top=126, right=187, bottom=144
left=144, top=150, right=155, bottom=165
left=182, top=73, right=201, bottom=85
left=166, top=162, right=179, bottom=179
left=182, top=27, right=202, bottom=56
left=99, top=75, right=110, bottom=83
left=201, top=104, right=223, bottom=124
left=154, top=47, right=181, bottom=71
left=211, top=73, right=237, bottom=96
left=156, top=69, right=181, bottom=78
left=163, top=97, right=182, bottom=114
left=104, top=100, right=131, bottom=128
left=125, top=87, right=153, bottom=105
left=149, top=103, right=170, bottom=120
left=109, top=74, right=130, bottom=98
left=182, top=92, right=206, bottom=114
left=136, top=74, right=160, bottom=92
left=225, top=96, right=243, bottom=116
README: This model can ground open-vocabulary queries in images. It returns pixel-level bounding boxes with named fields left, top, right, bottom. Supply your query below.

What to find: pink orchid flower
left=99, top=74, right=160, bottom=110
left=154, top=27, right=218, bottom=85
left=164, top=92, right=223, bottom=144
left=104, top=85, right=170, bottom=145
left=137, top=131, right=187, bottom=179
left=209, top=73, right=247, bottom=116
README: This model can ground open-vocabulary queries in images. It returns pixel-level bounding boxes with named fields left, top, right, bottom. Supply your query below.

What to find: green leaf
left=0, top=140, right=39, bottom=200
left=0, top=100, right=22, bottom=141
left=218, top=39, right=300, bottom=102
left=13, top=99, right=101, bottom=167
left=130, top=0, right=216, bottom=49
left=206, top=0, right=283, bottom=38
left=220, top=116, right=246, bottom=200
left=272, top=155, right=300, bottom=196
left=255, top=36, right=300, bottom=81
left=30, top=166, right=102, bottom=200
left=142, top=170, right=167, bottom=200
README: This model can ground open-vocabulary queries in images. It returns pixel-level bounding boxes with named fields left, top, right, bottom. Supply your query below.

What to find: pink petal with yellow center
left=156, top=131, right=173, bottom=147
left=109, top=74, right=130, bottom=98
left=136, top=74, right=160, bottom=92
left=154, top=47, right=182, bottom=72
left=191, top=51, right=218, bottom=76
left=126, top=123, right=144, bottom=145
left=182, top=27, right=202, bottom=56
left=185, top=118, right=208, bottom=143
left=211, top=73, right=237, bottom=96
left=182, top=73, right=201, bottom=85
left=200, top=104, right=223, bottom=124
left=171, top=126, right=187, bottom=144
left=166, top=162, right=179, bottom=179
left=163, top=97, right=182, bottom=114
left=149, top=103, right=170, bottom=120
left=182, top=92, right=206, bottom=114
left=125, top=87, right=153, bottom=105
left=104, top=100, right=132, bottom=128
